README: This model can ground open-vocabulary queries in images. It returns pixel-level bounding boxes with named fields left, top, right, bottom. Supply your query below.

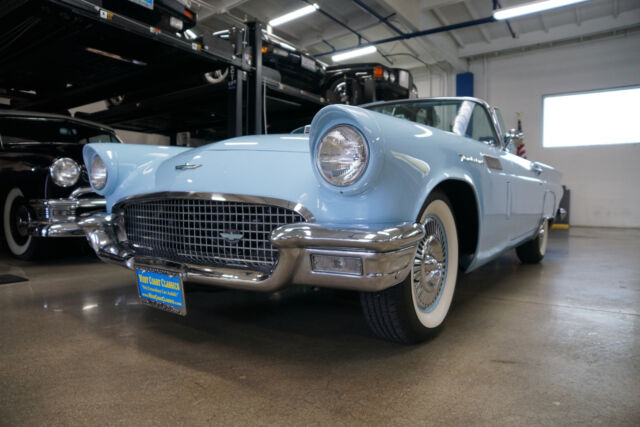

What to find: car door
left=462, top=103, right=514, bottom=255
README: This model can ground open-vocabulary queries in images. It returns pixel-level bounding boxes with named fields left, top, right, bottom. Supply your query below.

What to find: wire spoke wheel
left=413, top=216, right=448, bottom=311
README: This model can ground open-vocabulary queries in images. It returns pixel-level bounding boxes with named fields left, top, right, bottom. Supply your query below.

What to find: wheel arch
left=419, top=179, right=480, bottom=271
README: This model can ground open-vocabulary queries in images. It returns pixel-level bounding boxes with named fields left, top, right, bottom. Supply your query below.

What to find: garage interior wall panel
left=467, top=32, right=640, bottom=228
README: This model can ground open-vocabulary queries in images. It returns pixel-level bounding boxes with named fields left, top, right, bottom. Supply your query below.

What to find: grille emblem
left=220, top=231, right=244, bottom=243
left=175, top=163, right=202, bottom=170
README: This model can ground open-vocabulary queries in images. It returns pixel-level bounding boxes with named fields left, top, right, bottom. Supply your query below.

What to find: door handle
left=532, top=163, right=543, bottom=175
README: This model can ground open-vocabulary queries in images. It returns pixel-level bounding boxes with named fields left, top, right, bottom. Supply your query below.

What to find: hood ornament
left=175, top=163, right=202, bottom=170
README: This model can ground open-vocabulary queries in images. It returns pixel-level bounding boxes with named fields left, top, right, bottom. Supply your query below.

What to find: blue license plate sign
left=136, top=269, right=186, bottom=315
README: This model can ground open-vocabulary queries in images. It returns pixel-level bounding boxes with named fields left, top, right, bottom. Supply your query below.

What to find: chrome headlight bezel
left=49, top=157, right=81, bottom=187
left=89, top=155, right=108, bottom=190
left=315, top=125, right=369, bottom=187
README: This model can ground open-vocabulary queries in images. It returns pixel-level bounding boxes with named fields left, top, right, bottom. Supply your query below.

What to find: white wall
left=468, top=33, right=640, bottom=228
left=412, top=68, right=455, bottom=98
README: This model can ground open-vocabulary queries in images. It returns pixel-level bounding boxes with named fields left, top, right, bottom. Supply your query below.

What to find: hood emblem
left=220, top=232, right=244, bottom=243
left=175, top=163, right=202, bottom=170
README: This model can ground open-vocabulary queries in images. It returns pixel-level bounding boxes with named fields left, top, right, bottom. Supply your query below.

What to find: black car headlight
left=49, top=157, right=80, bottom=187
left=89, top=155, right=108, bottom=190
left=315, top=125, right=369, bottom=187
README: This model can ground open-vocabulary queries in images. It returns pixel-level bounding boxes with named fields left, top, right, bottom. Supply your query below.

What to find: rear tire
left=515, top=220, right=549, bottom=264
left=360, top=191, right=459, bottom=344
left=3, top=188, right=41, bottom=260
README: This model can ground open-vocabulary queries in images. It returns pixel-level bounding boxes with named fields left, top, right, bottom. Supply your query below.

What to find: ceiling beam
left=431, top=8, right=465, bottom=47
left=462, top=0, right=491, bottom=43
left=459, top=10, right=640, bottom=58
left=376, top=0, right=467, bottom=71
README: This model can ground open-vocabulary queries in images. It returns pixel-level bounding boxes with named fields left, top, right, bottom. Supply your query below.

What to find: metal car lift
left=0, top=0, right=326, bottom=141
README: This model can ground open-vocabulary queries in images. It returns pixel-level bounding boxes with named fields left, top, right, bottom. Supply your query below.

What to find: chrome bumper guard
left=28, top=189, right=106, bottom=237
left=79, top=212, right=425, bottom=293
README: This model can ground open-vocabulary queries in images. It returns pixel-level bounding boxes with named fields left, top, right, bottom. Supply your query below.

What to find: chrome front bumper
left=28, top=190, right=106, bottom=238
left=79, top=212, right=425, bottom=292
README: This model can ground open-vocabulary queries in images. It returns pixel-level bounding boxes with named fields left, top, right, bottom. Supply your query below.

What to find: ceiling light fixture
left=269, top=4, right=319, bottom=27
left=331, top=45, right=377, bottom=62
left=493, top=0, right=590, bottom=20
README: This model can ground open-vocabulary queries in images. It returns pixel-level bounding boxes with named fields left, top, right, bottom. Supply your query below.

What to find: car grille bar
left=121, top=198, right=306, bottom=272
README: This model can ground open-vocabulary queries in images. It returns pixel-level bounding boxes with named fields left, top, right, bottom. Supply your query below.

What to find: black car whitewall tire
left=360, top=191, right=459, bottom=344
left=3, top=188, right=40, bottom=259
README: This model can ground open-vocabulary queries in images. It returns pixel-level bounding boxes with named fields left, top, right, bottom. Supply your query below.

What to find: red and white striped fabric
left=517, top=142, right=527, bottom=158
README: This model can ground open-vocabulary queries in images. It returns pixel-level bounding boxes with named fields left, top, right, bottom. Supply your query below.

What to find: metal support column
left=249, top=21, right=263, bottom=134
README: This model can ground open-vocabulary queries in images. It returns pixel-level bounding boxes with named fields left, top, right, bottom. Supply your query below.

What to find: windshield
left=0, top=117, right=119, bottom=145
left=366, top=99, right=501, bottom=146
left=366, top=99, right=476, bottom=135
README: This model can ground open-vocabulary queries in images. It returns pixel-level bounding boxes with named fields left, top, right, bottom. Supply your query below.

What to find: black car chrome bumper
left=79, top=212, right=425, bottom=292
left=28, top=189, right=106, bottom=238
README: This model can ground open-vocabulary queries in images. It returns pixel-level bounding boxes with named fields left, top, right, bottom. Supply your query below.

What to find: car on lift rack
left=324, top=63, right=417, bottom=105
left=0, top=110, right=121, bottom=259
left=93, top=0, right=197, bottom=34
left=79, top=96, right=563, bottom=344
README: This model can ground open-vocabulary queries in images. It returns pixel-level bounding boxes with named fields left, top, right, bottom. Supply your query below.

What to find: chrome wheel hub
left=413, top=216, right=448, bottom=311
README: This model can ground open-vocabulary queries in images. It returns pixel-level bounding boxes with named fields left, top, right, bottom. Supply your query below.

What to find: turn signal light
left=183, top=9, right=194, bottom=20
left=261, top=46, right=268, bottom=54
left=311, top=254, right=363, bottom=276
left=373, top=66, right=384, bottom=79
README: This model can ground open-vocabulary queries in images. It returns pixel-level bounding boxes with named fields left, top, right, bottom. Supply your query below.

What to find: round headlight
left=49, top=157, right=80, bottom=187
left=316, top=125, right=368, bottom=187
left=90, top=155, right=108, bottom=190
left=389, top=71, right=397, bottom=84
left=383, top=70, right=389, bottom=81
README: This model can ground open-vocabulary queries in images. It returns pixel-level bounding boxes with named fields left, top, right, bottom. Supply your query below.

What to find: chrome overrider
left=28, top=187, right=106, bottom=237
left=79, top=198, right=426, bottom=293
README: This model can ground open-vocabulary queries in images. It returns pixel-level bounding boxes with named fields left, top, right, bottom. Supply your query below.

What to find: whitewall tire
left=3, top=188, right=40, bottom=259
left=360, top=191, right=459, bottom=344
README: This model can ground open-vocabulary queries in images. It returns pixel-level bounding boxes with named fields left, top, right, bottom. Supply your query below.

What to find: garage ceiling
left=191, top=0, right=640, bottom=72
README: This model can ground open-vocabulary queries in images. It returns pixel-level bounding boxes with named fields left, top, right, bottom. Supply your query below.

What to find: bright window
left=542, top=86, right=640, bottom=148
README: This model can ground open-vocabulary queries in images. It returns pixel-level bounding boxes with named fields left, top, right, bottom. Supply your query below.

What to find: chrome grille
left=120, top=199, right=306, bottom=272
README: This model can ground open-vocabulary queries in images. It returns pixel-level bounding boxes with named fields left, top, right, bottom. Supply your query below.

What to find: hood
left=195, top=134, right=309, bottom=153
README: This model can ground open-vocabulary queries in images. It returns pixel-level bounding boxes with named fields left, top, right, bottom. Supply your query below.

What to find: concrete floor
left=0, top=227, right=638, bottom=425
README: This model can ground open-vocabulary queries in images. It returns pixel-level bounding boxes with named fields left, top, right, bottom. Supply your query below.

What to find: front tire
left=3, top=188, right=41, bottom=260
left=515, top=220, right=549, bottom=264
left=360, top=191, right=459, bottom=344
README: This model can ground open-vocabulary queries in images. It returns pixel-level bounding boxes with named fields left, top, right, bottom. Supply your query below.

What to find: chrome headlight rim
left=49, top=157, right=81, bottom=188
left=89, top=155, right=108, bottom=191
left=315, top=124, right=370, bottom=188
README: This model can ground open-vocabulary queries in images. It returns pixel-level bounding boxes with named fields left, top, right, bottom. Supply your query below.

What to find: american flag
left=516, top=112, right=527, bottom=159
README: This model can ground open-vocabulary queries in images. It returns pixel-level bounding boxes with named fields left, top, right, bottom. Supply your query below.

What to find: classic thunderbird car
left=0, top=110, right=121, bottom=259
left=80, top=97, right=562, bottom=343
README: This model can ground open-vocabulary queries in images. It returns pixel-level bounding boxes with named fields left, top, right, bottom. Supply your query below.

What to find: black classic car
left=0, top=110, right=121, bottom=259
left=324, top=63, right=417, bottom=105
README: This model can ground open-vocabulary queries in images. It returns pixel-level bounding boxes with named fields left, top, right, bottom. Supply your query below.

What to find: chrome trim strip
left=112, top=191, right=315, bottom=223
left=271, top=223, right=424, bottom=252
left=69, top=187, right=96, bottom=199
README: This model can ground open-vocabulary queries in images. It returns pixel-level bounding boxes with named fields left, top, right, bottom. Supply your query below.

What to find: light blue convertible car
left=80, top=97, right=562, bottom=343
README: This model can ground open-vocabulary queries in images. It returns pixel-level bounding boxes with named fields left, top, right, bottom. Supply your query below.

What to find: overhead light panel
left=332, top=46, right=377, bottom=62
left=269, top=4, right=319, bottom=27
left=493, top=0, right=590, bottom=20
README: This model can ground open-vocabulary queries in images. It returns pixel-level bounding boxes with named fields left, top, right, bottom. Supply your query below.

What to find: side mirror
left=504, top=128, right=524, bottom=151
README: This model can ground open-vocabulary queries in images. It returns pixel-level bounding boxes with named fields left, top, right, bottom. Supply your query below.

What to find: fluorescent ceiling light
left=332, top=45, right=377, bottom=62
left=269, top=4, right=319, bottom=27
left=493, top=0, right=590, bottom=20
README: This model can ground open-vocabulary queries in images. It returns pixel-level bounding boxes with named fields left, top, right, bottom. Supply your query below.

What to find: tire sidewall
left=410, top=194, right=459, bottom=330
left=3, top=188, right=34, bottom=257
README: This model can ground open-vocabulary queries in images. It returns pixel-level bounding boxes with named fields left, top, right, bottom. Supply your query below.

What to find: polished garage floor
left=1, top=228, right=638, bottom=425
